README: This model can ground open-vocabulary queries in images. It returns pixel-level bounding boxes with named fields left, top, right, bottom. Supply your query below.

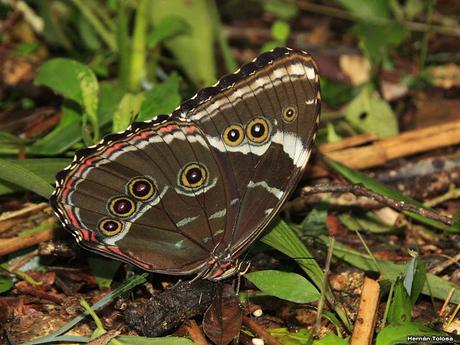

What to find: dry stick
left=186, top=320, right=209, bottom=345
left=242, top=315, right=283, bottom=345
left=307, top=237, right=335, bottom=345
left=350, top=277, right=381, bottom=345
left=308, top=119, right=460, bottom=178
left=0, top=227, right=56, bottom=256
left=0, top=202, right=48, bottom=222
left=430, top=252, right=460, bottom=275
left=301, top=184, right=453, bottom=226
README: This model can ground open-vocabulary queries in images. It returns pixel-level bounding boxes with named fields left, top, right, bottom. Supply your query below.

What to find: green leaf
left=0, top=158, right=70, bottom=196
left=116, top=336, right=196, bottom=345
left=335, top=0, right=390, bottom=18
left=0, top=276, right=14, bottom=294
left=326, top=122, right=342, bottom=143
left=245, top=270, right=320, bottom=303
left=263, top=0, right=299, bottom=20
left=321, top=78, right=355, bottom=107
left=325, top=159, right=455, bottom=232
left=147, top=16, right=189, bottom=48
left=301, top=208, right=328, bottom=235
left=112, top=93, right=145, bottom=132
left=263, top=219, right=352, bottom=329
left=35, top=58, right=99, bottom=140
left=0, top=158, right=54, bottom=198
left=354, top=22, right=406, bottom=64
left=376, top=322, right=444, bottom=345
left=345, top=85, right=398, bottom=138
left=271, top=20, right=290, bottom=44
left=327, top=238, right=460, bottom=303
left=88, top=257, right=122, bottom=289
left=405, top=259, right=426, bottom=305
left=387, top=276, right=412, bottom=324
left=28, top=105, right=82, bottom=155
left=139, top=73, right=181, bottom=121
left=270, top=328, right=312, bottom=345
left=150, top=0, right=216, bottom=87
left=313, top=333, right=349, bottom=345
left=339, top=212, right=395, bottom=234
left=98, top=82, right=126, bottom=126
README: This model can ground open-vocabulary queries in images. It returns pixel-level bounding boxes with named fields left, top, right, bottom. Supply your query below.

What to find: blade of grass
left=0, top=158, right=53, bottom=198
left=324, top=237, right=460, bottom=304
left=262, top=219, right=351, bottom=330
left=22, top=273, right=147, bottom=345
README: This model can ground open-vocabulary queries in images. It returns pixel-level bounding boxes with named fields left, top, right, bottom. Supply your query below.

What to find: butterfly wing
left=176, top=47, right=320, bottom=257
left=51, top=117, right=235, bottom=275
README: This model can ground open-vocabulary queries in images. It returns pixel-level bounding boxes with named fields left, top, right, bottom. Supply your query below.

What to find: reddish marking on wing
left=159, top=124, right=178, bottom=133
left=184, top=125, right=199, bottom=134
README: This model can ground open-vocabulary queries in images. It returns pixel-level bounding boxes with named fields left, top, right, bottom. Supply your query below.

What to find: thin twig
left=307, top=237, right=335, bottom=345
left=301, top=184, right=453, bottom=226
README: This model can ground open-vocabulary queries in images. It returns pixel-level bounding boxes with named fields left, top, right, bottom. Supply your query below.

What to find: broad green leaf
left=150, top=0, right=216, bottom=87
left=147, top=16, right=189, bottom=48
left=116, top=336, right=195, bottom=345
left=245, top=270, right=320, bottom=303
left=325, top=159, right=456, bottom=232
left=139, top=73, right=181, bottom=121
left=88, top=257, right=122, bottom=289
left=320, top=78, right=355, bottom=107
left=263, top=219, right=352, bottom=329
left=263, top=0, right=299, bottom=20
left=354, top=22, right=406, bottom=64
left=327, top=238, right=460, bottom=303
left=0, top=158, right=54, bottom=198
left=326, top=122, right=342, bottom=143
left=376, top=322, right=444, bottom=345
left=387, top=276, right=412, bottom=324
left=0, top=276, right=14, bottom=294
left=270, top=328, right=312, bottom=345
left=98, top=82, right=126, bottom=126
left=0, top=159, right=70, bottom=196
left=313, top=333, right=349, bottom=345
left=345, top=85, right=398, bottom=138
left=271, top=20, right=290, bottom=43
left=28, top=105, right=82, bottom=155
left=339, top=212, right=395, bottom=234
left=406, top=259, right=426, bottom=306
left=35, top=58, right=99, bottom=139
left=335, top=0, right=390, bottom=18
left=112, top=93, right=145, bottom=132
left=0, top=132, right=29, bottom=145
left=301, top=208, right=328, bottom=235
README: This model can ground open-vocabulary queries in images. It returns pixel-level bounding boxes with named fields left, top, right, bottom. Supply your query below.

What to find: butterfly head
left=203, top=257, right=251, bottom=281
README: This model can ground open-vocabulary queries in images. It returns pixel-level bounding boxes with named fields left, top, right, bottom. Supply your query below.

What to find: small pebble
left=252, top=338, right=265, bottom=345
left=252, top=308, right=263, bottom=317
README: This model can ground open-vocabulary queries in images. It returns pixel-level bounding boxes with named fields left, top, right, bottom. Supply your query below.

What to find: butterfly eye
left=128, top=177, right=155, bottom=201
left=282, top=106, right=297, bottom=122
left=223, top=124, right=244, bottom=146
left=246, top=118, right=270, bottom=144
left=180, top=163, right=208, bottom=189
left=98, top=218, right=123, bottom=237
left=108, top=196, right=136, bottom=218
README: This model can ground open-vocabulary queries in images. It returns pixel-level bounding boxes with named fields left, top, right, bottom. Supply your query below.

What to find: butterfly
left=50, top=47, right=321, bottom=281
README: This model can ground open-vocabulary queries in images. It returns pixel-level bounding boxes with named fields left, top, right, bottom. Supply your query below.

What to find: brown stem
left=301, top=184, right=453, bottom=226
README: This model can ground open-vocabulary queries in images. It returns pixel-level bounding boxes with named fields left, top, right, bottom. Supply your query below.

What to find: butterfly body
left=50, top=47, right=321, bottom=280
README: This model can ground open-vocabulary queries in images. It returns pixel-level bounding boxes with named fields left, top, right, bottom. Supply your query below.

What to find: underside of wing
left=51, top=117, right=234, bottom=275
left=175, top=47, right=321, bottom=257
